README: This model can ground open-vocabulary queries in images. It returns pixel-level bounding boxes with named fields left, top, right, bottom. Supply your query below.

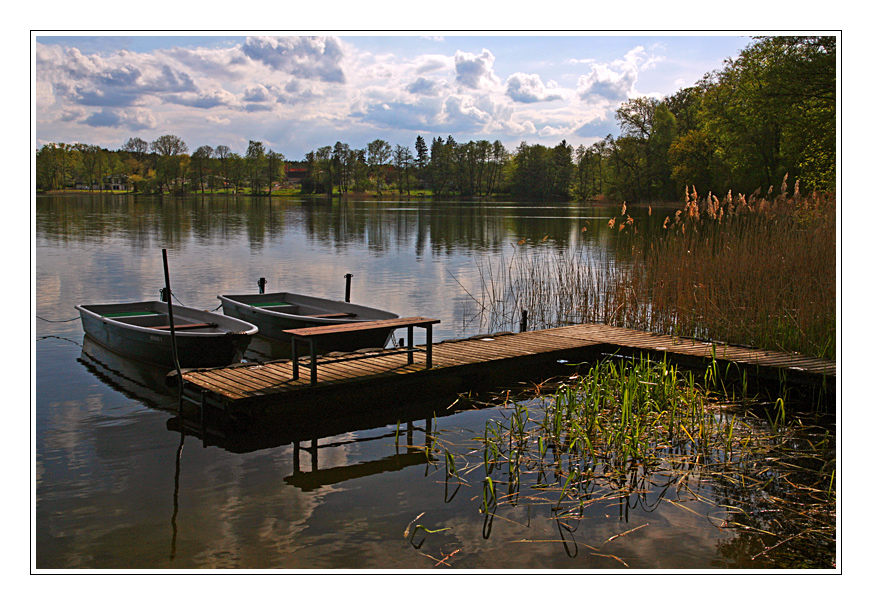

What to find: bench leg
left=292, top=337, right=299, bottom=381
left=292, top=336, right=318, bottom=384
left=309, top=338, right=317, bottom=385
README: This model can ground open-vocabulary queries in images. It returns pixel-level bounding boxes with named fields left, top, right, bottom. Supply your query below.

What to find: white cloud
left=505, top=72, right=565, bottom=104
left=82, top=107, right=158, bottom=131
left=242, top=84, right=272, bottom=103
left=406, top=77, right=446, bottom=97
left=240, top=36, right=346, bottom=83
left=454, top=49, right=500, bottom=90
left=34, top=35, right=717, bottom=156
left=413, top=54, right=453, bottom=75
left=575, top=45, right=660, bottom=106
left=444, top=94, right=491, bottom=126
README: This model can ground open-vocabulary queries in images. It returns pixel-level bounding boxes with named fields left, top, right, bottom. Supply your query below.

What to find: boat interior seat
left=108, top=314, right=170, bottom=327
left=258, top=304, right=300, bottom=314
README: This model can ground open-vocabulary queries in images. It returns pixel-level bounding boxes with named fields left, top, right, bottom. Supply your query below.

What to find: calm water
left=34, top=194, right=828, bottom=569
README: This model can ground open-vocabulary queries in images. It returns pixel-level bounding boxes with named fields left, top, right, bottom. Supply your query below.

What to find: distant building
left=284, top=164, right=309, bottom=184
left=74, top=175, right=129, bottom=191
left=105, top=175, right=128, bottom=191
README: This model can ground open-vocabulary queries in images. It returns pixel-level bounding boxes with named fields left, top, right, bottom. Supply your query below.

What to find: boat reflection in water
left=79, top=335, right=181, bottom=411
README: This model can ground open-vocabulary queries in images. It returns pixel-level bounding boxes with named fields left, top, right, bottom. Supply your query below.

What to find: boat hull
left=218, top=292, right=399, bottom=353
left=77, top=301, right=258, bottom=368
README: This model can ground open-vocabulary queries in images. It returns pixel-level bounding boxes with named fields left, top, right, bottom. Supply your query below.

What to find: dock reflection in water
left=79, top=334, right=475, bottom=490
left=75, top=336, right=486, bottom=566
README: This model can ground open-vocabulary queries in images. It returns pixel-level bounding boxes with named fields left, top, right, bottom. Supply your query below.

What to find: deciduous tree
left=151, top=134, right=188, bottom=193
left=191, top=145, right=214, bottom=194
left=366, top=139, right=392, bottom=192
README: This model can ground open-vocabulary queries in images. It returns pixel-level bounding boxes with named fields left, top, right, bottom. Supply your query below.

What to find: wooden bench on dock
left=285, top=317, right=441, bottom=385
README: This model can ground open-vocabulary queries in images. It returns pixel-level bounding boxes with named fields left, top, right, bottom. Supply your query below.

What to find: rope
left=36, top=334, right=82, bottom=345
left=36, top=315, right=81, bottom=323
left=169, top=290, right=223, bottom=312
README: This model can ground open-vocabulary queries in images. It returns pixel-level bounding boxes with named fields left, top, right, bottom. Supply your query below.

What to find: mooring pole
left=162, top=249, right=183, bottom=407
left=344, top=273, right=353, bottom=302
left=520, top=309, right=528, bottom=333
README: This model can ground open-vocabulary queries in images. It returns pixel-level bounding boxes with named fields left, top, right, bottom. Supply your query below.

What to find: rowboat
left=218, top=292, right=399, bottom=352
left=76, top=301, right=258, bottom=368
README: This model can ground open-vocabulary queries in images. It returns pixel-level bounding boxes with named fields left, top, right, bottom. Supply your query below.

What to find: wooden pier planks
left=179, top=323, right=836, bottom=409
left=558, top=323, right=836, bottom=377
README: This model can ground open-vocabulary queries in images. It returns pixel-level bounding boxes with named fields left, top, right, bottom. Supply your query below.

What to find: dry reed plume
left=468, top=176, right=836, bottom=359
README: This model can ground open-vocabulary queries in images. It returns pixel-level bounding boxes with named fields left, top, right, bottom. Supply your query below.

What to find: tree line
left=36, top=37, right=835, bottom=202
left=36, top=135, right=287, bottom=195
left=302, top=37, right=835, bottom=201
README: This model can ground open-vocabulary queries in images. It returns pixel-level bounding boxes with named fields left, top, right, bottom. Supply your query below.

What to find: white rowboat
left=218, top=292, right=398, bottom=353
left=77, top=301, right=258, bottom=368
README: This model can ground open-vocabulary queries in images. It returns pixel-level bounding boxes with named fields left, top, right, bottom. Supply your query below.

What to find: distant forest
left=36, top=36, right=835, bottom=202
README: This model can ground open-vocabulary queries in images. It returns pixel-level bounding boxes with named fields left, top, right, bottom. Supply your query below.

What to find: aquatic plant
left=428, top=356, right=836, bottom=567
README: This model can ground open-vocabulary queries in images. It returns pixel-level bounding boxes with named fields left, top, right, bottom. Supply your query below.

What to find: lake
left=34, top=194, right=834, bottom=570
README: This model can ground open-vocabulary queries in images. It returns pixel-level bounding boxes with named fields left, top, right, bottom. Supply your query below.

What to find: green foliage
left=698, top=36, right=836, bottom=195
left=668, top=130, right=717, bottom=195
left=508, top=140, right=574, bottom=199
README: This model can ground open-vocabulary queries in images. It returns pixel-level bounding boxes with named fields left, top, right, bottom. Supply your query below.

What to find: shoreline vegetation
left=43, top=173, right=837, bottom=362
left=36, top=37, right=835, bottom=203
left=450, top=177, right=836, bottom=567
left=467, top=177, right=836, bottom=361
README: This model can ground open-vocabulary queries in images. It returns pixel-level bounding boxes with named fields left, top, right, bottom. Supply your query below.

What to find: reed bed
left=468, top=177, right=836, bottom=359
left=427, top=356, right=836, bottom=567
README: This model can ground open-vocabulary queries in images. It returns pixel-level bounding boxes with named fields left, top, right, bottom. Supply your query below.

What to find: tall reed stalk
left=467, top=177, right=836, bottom=359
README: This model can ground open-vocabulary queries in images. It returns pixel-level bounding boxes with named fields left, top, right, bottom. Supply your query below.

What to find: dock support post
left=520, top=310, right=528, bottom=333
left=344, top=273, right=353, bottom=302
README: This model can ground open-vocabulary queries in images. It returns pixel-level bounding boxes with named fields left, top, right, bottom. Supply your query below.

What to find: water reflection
left=39, top=194, right=832, bottom=569
left=69, top=335, right=487, bottom=568
left=47, top=318, right=834, bottom=568
left=36, top=194, right=636, bottom=254
left=78, top=336, right=179, bottom=412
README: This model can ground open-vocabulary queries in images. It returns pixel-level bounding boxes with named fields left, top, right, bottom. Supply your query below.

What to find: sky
left=34, top=33, right=757, bottom=161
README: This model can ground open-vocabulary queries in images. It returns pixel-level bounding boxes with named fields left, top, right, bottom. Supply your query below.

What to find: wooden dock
left=177, top=323, right=837, bottom=420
